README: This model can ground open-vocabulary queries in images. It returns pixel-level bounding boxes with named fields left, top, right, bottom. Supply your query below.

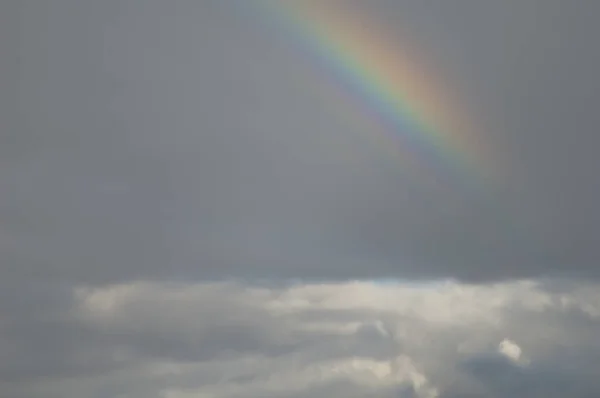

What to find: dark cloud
left=458, top=353, right=600, bottom=398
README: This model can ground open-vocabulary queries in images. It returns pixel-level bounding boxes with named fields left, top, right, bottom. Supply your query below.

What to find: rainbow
left=250, top=0, right=493, bottom=186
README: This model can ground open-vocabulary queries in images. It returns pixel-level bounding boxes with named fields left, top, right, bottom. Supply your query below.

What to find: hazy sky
left=2, top=1, right=600, bottom=397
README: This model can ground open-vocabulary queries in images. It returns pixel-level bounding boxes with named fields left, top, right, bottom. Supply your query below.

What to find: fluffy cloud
left=3, top=279, right=600, bottom=398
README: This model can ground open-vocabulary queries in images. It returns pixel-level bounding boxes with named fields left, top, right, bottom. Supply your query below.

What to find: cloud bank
left=2, top=280, right=600, bottom=398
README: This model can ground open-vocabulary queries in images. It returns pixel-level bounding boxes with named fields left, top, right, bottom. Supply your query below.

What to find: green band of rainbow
left=253, top=0, right=492, bottom=186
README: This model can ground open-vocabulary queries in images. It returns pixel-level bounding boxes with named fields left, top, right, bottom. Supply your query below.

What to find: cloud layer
left=2, top=280, right=600, bottom=397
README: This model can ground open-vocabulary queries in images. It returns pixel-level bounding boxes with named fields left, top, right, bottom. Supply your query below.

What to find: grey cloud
left=458, top=353, right=600, bottom=398
left=2, top=280, right=600, bottom=397
left=0, top=281, right=115, bottom=383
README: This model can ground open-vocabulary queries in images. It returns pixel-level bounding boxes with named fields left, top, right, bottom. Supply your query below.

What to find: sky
left=1, top=0, right=600, bottom=397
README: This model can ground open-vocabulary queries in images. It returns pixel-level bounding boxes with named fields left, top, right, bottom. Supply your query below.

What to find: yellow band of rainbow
left=255, top=0, right=493, bottom=186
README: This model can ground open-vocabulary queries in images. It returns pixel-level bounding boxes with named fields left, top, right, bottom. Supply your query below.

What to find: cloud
left=460, top=351, right=600, bottom=398
left=498, top=339, right=523, bottom=363
left=2, top=279, right=600, bottom=397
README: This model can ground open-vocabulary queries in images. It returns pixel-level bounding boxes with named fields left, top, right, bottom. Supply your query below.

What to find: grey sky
left=2, top=0, right=600, bottom=396
left=3, top=0, right=600, bottom=284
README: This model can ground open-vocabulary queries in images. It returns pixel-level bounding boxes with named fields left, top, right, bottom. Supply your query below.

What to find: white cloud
left=498, top=338, right=523, bottom=363
left=38, top=279, right=596, bottom=397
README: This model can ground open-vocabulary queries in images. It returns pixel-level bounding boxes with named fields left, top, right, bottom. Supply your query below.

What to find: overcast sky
left=2, top=1, right=600, bottom=397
